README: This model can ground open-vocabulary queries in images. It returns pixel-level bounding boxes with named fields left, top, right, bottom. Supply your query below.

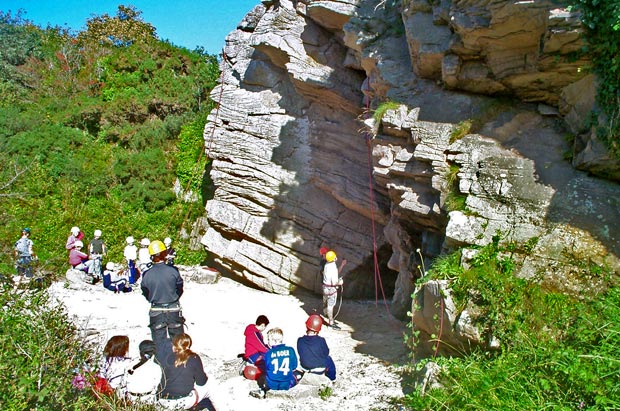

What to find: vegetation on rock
left=402, top=235, right=620, bottom=409
left=571, top=0, right=620, bottom=156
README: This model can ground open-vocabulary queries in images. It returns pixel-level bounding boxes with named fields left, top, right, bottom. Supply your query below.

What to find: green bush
left=372, top=100, right=402, bottom=125
left=0, top=286, right=95, bottom=410
left=405, top=239, right=620, bottom=410
left=0, top=8, right=216, bottom=277
left=0, top=286, right=160, bottom=411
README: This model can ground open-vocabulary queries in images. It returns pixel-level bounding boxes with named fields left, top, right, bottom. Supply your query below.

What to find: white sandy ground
left=48, top=268, right=408, bottom=411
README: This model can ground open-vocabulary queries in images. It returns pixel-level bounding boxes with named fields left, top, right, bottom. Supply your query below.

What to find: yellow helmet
left=325, top=250, right=337, bottom=262
left=148, top=240, right=166, bottom=256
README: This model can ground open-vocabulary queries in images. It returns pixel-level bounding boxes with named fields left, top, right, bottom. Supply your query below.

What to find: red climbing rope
left=362, top=78, right=390, bottom=313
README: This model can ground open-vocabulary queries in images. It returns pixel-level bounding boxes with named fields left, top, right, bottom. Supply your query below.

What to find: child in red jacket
left=244, top=315, right=270, bottom=366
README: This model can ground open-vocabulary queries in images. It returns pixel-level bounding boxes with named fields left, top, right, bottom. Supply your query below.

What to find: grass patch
left=0, top=285, right=159, bottom=411
left=444, top=192, right=467, bottom=212
left=372, top=100, right=402, bottom=125
left=449, top=120, right=473, bottom=144
left=318, top=384, right=333, bottom=400
left=403, top=236, right=620, bottom=410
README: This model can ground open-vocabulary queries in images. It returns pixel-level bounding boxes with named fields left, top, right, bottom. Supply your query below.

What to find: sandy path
left=49, top=269, right=407, bottom=410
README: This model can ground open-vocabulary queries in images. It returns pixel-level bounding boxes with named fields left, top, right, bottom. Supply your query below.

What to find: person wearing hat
left=125, top=340, right=162, bottom=404
left=14, top=227, right=36, bottom=279
left=163, top=237, right=177, bottom=266
left=322, top=250, right=347, bottom=329
left=102, top=262, right=132, bottom=293
left=297, top=314, right=337, bottom=381
left=68, top=240, right=96, bottom=281
left=124, top=236, right=139, bottom=284
left=138, top=238, right=153, bottom=275
left=65, top=226, right=84, bottom=251
left=317, top=246, right=329, bottom=292
left=89, top=229, right=107, bottom=280
left=141, top=240, right=185, bottom=341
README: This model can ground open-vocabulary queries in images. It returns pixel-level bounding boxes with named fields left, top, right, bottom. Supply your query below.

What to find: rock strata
left=201, top=0, right=620, bottom=335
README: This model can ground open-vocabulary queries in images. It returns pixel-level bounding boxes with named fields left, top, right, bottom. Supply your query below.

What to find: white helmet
left=126, top=236, right=135, bottom=244
left=140, top=238, right=150, bottom=246
left=164, top=237, right=172, bottom=246
left=74, top=240, right=84, bottom=248
left=71, top=226, right=80, bottom=235
left=94, top=229, right=102, bottom=237
left=105, top=262, right=115, bottom=270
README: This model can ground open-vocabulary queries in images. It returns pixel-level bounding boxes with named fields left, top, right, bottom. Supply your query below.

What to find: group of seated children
left=93, top=315, right=337, bottom=405
left=243, top=314, right=337, bottom=399
left=97, top=332, right=215, bottom=410
left=65, top=224, right=176, bottom=292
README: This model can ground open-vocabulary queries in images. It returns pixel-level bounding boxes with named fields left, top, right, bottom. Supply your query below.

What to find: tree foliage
left=78, top=5, right=157, bottom=47
left=0, top=5, right=219, bottom=275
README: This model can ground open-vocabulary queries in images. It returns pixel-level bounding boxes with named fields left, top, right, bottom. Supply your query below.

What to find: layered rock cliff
left=200, top=0, right=620, bottom=331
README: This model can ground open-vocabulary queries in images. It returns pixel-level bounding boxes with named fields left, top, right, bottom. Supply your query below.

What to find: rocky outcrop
left=202, top=1, right=393, bottom=299
left=200, top=0, right=620, bottom=329
left=402, top=0, right=589, bottom=105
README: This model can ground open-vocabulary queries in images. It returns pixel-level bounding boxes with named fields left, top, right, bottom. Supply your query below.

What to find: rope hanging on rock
left=363, top=78, right=389, bottom=312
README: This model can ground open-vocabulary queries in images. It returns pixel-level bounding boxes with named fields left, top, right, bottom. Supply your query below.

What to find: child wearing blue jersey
left=250, top=328, right=302, bottom=399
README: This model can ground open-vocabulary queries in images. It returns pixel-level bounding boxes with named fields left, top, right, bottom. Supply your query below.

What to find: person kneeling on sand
left=125, top=340, right=162, bottom=404
left=103, top=262, right=132, bottom=293
left=250, top=328, right=303, bottom=399
left=244, top=314, right=270, bottom=367
left=297, top=314, right=337, bottom=381
left=155, top=332, right=216, bottom=410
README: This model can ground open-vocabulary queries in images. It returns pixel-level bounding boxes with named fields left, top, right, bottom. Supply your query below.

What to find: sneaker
left=330, top=323, right=341, bottom=330
left=250, top=389, right=266, bottom=399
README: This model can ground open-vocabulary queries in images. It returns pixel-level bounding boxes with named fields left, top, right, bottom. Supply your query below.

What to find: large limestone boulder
left=412, top=280, right=488, bottom=357
left=202, top=0, right=392, bottom=299
left=200, top=0, right=619, bottom=326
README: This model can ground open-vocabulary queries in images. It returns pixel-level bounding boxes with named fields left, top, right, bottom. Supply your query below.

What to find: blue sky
left=1, top=0, right=260, bottom=55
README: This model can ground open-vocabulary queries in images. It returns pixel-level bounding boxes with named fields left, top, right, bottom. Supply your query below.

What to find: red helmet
left=243, top=364, right=261, bottom=380
left=305, top=314, right=323, bottom=332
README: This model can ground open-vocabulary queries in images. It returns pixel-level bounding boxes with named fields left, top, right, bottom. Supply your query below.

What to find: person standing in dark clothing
left=141, top=240, right=185, bottom=341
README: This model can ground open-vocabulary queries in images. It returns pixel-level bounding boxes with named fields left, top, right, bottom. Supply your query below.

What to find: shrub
left=403, top=238, right=620, bottom=409
left=0, top=286, right=96, bottom=410
left=571, top=0, right=620, bottom=156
